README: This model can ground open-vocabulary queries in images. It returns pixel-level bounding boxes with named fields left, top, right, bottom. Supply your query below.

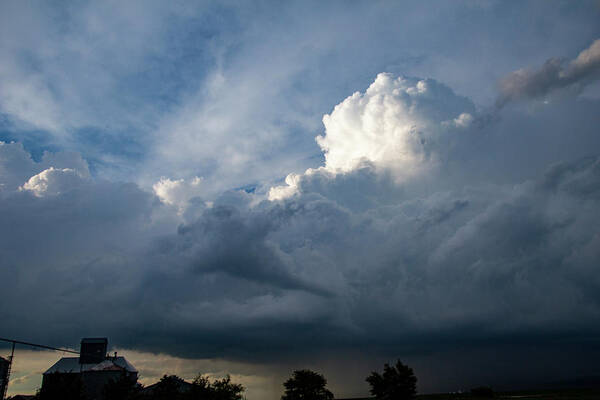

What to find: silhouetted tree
left=281, top=369, right=333, bottom=400
left=102, top=372, right=143, bottom=400
left=366, top=360, right=417, bottom=400
left=202, top=375, right=245, bottom=400
left=37, top=372, right=86, bottom=400
left=187, top=375, right=214, bottom=399
left=151, top=375, right=188, bottom=400
left=186, top=374, right=245, bottom=400
left=144, top=373, right=244, bottom=400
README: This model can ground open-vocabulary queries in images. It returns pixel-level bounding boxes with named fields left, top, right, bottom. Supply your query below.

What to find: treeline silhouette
left=19, top=359, right=448, bottom=400
left=33, top=373, right=245, bottom=400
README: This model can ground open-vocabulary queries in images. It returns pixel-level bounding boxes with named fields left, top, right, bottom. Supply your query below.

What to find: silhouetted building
left=79, top=338, right=108, bottom=364
left=42, top=338, right=137, bottom=400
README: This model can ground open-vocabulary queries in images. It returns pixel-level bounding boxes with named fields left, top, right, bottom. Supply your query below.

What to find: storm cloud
left=2, top=2, right=600, bottom=398
left=2, top=68, right=600, bottom=371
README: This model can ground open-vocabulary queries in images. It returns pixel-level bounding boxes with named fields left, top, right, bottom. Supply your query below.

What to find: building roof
left=43, top=357, right=137, bottom=375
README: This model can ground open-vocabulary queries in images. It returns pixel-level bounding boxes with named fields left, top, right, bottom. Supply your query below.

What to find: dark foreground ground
left=339, top=388, right=600, bottom=400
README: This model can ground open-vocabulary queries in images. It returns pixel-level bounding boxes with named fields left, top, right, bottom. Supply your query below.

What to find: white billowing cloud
left=270, top=73, right=475, bottom=200
left=443, top=112, right=473, bottom=128
left=0, top=141, right=90, bottom=193
left=317, top=73, right=473, bottom=175
left=268, top=172, right=305, bottom=201
left=20, top=167, right=86, bottom=197
left=153, top=176, right=203, bottom=209
left=498, top=38, right=600, bottom=106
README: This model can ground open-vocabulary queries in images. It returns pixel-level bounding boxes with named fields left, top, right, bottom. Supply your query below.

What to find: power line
left=1, top=337, right=80, bottom=400
left=0, top=338, right=79, bottom=354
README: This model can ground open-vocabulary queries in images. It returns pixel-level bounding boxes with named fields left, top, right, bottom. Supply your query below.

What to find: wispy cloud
left=497, top=38, right=600, bottom=107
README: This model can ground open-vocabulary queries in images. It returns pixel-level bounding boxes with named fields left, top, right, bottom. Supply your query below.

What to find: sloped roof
left=43, top=357, right=137, bottom=374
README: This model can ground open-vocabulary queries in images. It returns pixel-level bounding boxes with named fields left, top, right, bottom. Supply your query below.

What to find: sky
left=1, top=0, right=600, bottom=398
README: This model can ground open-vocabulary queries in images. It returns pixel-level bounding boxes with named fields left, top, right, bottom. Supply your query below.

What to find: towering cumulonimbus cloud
left=269, top=73, right=475, bottom=200
left=317, top=73, right=475, bottom=175
left=497, top=38, right=600, bottom=106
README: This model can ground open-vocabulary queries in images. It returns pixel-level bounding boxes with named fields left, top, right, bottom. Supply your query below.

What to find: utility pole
left=0, top=338, right=79, bottom=400
left=0, top=342, right=14, bottom=400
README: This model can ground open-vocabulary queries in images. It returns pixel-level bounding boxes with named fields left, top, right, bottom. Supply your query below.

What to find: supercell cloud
left=3, top=70, right=600, bottom=367
left=270, top=73, right=475, bottom=200
left=1, top=1, right=600, bottom=398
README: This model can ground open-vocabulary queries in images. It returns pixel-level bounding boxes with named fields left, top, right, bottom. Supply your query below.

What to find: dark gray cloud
left=102, top=150, right=600, bottom=391
left=497, top=38, right=600, bottom=107
left=2, top=144, right=600, bottom=360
